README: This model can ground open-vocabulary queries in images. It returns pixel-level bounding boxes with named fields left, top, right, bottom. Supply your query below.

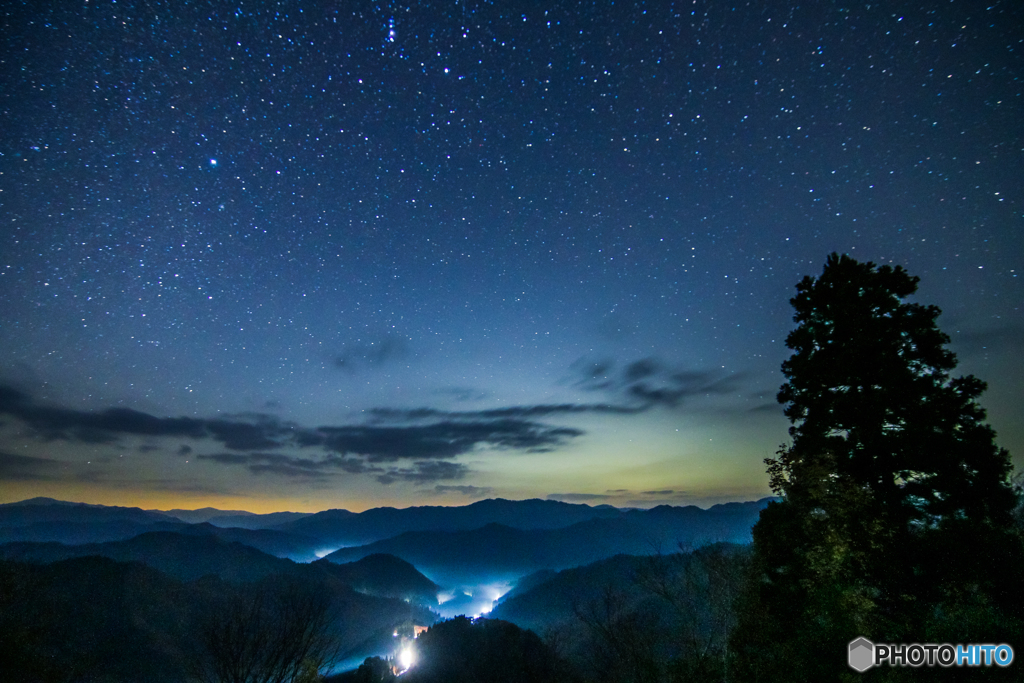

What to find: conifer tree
left=731, top=253, right=1021, bottom=681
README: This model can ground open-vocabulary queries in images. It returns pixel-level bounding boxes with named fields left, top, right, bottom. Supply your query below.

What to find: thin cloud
left=435, top=484, right=494, bottom=496
left=748, top=401, right=783, bottom=414
left=0, top=385, right=582, bottom=461
left=196, top=452, right=384, bottom=479
left=332, top=335, right=410, bottom=372
left=377, top=460, right=468, bottom=485
left=106, top=478, right=240, bottom=495
left=0, top=385, right=205, bottom=443
left=623, top=358, right=660, bottom=382
left=547, top=492, right=615, bottom=502
left=367, top=403, right=643, bottom=423
left=315, top=420, right=583, bottom=461
left=567, top=357, right=616, bottom=390
left=0, top=384, right=586, bottom=485
left=568, top=355, right=751, bottom=409
left=0, top=451, right=62, bottom=482
left=197, top=452, right=253, bottom=466
left=205, top=417, right=296, bottom=450
left=626, top=498, right=690, bottom=508
left=433, top=386, right=489, bottom=403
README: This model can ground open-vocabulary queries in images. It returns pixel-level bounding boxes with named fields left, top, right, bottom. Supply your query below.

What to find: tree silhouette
left=776, top=253, right=1014, bottom=524
left=636, top=545, right=746, bottom=683
left=190, top=574, right=341, bottom=683
left=731, top=253, right=1022, bottom=681
left=346, top=656, right=397, bottom=683
left=401, top=616, right=579, bottom=683
left=572, top=584, right=663, bottom=683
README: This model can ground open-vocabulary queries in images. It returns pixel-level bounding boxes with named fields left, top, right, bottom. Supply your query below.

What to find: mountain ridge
left=321, top=500, right=771, bottom=584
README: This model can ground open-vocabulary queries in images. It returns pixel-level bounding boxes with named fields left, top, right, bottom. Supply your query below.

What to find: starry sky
left=0, top=0, right=1020, bottom=513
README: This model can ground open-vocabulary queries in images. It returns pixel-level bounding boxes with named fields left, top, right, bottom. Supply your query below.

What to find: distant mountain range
left=321, top=500, right=771, bottom=585
left=0, top=497, right=177, bottom=526
left=0, top=496, right=773, bottom=588
left=202, top=511, right=314, bottom=529
left=155, top=506, right=258, bottom=524
left=318, top=553, right=440, bottom=605
left=0, top=530, right=304, bottom=582
left=490, top=553, right=671, bottom=631
left=0, top=495, right=773, bottom=547
left=0, top=529, right=441, bottom=606
left=157, top=506, right=314, bottom=528
left=275, top=497, right=626, bottom=547
left=0, top=509, right=325, bottom=561
left=0, top=495, right=773, bottom=679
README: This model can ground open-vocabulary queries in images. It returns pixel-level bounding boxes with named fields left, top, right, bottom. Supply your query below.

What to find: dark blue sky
left=1, top=0, right=1020, bottom=512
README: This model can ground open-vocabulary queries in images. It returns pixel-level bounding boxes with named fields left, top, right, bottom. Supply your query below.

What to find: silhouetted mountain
left=0, top=516, right=324, bottom=560
left=158, top=506, right=314, bottom=528
left=0, top=498, right=176, bottom=527
left=322, top=500, right=770, bottom=585
left=317, top=553, right=440, bottom=605
left=0, top=530, right=300, bottom=582
left=160, top=522, right=326, bottom=562
left=205, top=510, right=313, bottom=529
left=488, top=545, right=750, bottom=681
left=0, top=555, right=197, bottom=682
left=277, top=498, right=623, bottom=547
left=403, top=616, right=581, bottom=683
left=0, top=555, right=435, bottom=683
left=158, top=506, right=255, bottom=523
left=0, top=498, right=314, bottom=537
left=490, top=554, right=667, bottom=631
left=0, top=499, right=327, bottom=558
left=497, top=569, right=558, bottom=604
left=0, top=518, right=167, bottom=545
left=0, top=496, right=770, bottom=585
left=335, top=616, right=580, bottom=683
left=2, top=497, right=86, bottom=507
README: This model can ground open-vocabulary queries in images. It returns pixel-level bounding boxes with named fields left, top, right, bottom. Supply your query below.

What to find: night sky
left=1, top=0, right=1020, bottom=513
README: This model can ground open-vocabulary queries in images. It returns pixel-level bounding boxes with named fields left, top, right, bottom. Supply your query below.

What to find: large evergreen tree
left=731, top=253, right=1021, bottom=681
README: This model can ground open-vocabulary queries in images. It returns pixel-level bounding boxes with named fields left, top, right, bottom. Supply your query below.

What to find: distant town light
left=400, top=646, right=415, bottom=670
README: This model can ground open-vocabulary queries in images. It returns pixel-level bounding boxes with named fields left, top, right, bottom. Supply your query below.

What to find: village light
left=400, top=645, right=415, bottom=670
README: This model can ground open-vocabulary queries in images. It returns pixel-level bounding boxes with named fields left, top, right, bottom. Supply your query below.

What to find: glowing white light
left=400, top=646, right=414, bottom=670
left=209, top=158, right=217, bottom=166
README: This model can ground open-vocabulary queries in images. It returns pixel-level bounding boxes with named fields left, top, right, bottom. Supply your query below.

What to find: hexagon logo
left=848, top=637, right=874, bottom=672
